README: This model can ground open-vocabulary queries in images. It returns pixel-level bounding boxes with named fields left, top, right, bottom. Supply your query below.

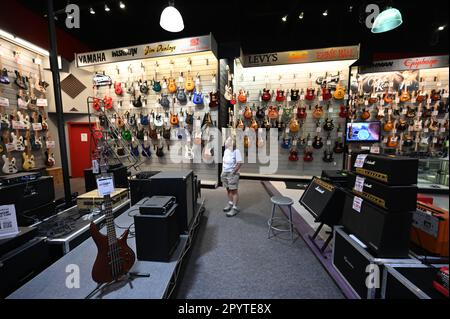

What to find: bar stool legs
left=267, top=203, right=277, bottom=239
left=267, top=196, right=295, bottom=243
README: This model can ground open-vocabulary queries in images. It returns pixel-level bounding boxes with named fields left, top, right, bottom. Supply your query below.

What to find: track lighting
left=119, top=1, right=126, bottom=9
left=104, top=3, right=110, bottom=12
left=322, top=10, right=328, bottom=17
left=90, top=7, right=95, bottom=14
left=160, top=1, right=184, bottom=32
left=299, top=12, right=304, bottom=20
left=282, top=15, right=287, bottom=22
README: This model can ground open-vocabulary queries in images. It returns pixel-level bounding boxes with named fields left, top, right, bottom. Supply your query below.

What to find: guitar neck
left=104, top=194, right=118, bottom=246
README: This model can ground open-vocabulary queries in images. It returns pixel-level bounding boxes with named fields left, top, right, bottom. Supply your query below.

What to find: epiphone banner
left=360, top=55, right=449, bottom=73
left=241, top=45, right=360, bottom=67
left=75, top=35, right=213, bottom=67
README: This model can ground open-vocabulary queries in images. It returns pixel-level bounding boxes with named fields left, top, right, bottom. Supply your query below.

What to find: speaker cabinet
left=84, top=164, right=129, bottom=192
left=342, top=191, right=413, bottom=258
left=129, top=171, right=162, bottom=205
left=299, top=177, right=346, bottom=226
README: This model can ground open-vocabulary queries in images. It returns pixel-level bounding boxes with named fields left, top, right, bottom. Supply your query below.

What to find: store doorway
left=68, top=122, right=95, bottom=178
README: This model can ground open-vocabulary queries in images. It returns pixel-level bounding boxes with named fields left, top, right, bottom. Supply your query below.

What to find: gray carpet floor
left=176, top=180, right=344, bottom=299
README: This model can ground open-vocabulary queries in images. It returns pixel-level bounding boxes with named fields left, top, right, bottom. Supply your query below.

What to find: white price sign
left=96, top=176, right=115, bottom=197
left=352, top=196, right=363, bottom=213
left=402, top=109, right=407, bottom=115
left=354, top=154, right=368, bottom=168
left=92, top=160, right=99, bottom=174
left=432, top=111, right=439, bottom=116
left=6, top=143, right=16, bottom=152
left=370, top=146, right=380, bottom=154
left=0, top=205, right=19, bottom=239
left=316, top=127, right=322, bottom=133
left=300, top=95, right=305, bottom=101
left=0, top=97, right=9, bottom=107
left=354, top=176, right=365, bottom=193
left=46, top=140, right=56, bottom=149
left=318, top=96, right=323, bottom=102
left=36, top=99, right=48, bottom=107
left=338, top=132, right=343, bottom=138
left=328, top=108, right=334, bottom=113
left=326, top=140, right=331, bottom=145
left=32, top=123, right=42, bottom=131
left=12, top=121, right=24, bottom=130
left=344, top=94, right=349, bottom=100
left=307, top=140, right=312, bottom=146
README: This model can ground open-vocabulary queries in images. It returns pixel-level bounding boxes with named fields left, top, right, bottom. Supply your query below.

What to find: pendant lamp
left=160, top=1, right=184, bottom=32
left=371, top=7, right=403, bottom=33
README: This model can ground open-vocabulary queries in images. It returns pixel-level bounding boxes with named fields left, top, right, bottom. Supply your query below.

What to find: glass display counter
left=417, top=158, right=449, bottom=192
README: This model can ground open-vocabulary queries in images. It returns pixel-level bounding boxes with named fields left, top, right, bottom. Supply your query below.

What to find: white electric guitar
left=224, top=65, right=233, bottom=101
left=2, top=154, right=18, bottom=174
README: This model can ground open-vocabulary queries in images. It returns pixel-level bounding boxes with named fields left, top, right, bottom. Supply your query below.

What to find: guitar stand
left=308, top=223, right=333, bottom=256
left=84, top=272, right=151, bottom=299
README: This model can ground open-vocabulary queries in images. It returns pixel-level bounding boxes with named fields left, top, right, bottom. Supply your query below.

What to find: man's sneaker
left=226, top=207, right=240, bottom=217
left=223, top=203, right=233, bottom=212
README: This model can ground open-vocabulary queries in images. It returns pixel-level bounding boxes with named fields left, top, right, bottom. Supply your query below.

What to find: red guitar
left=297, top=104, right=307, bottom=119
left=303, top=135, right=313, bottom=162
left=262, top=89, right=271, bottom=102
left=276, top=89, right=286, bottom=102
left=322, top=86, right=332, bottom=101
left=93, top=98, right=101, bottom=111
left=305, top=88, right=315, bottom=101
left=104, top=96, right=113, bottom=110
left=90, top=192, right=135, bottom=283
left=114, top=82, right=123, bottom=96
left=339, top=104, right=348, bottom=118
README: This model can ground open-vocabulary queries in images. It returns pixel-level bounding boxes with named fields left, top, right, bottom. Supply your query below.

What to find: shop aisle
left=176, top=180, right=344, bottom=299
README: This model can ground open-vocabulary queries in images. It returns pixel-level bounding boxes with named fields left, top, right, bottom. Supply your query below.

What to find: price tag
left=344, top=94, right=349, bottom=100
left=137, top=118, right=141, bottom=124
left=18, top=99, right=28, bottom=110
left=391, top=136, right=398, bottom=142
left=402, top=109, right=407, bottom=115
left=316, top=127, right=322, bottom=133
left=417, top=112, right=423, bottom=117
left=370, top=146, right=380, bottom=154
left=388, top=109, right=392, bottom=115
left=300, top=95, right=305, bottom=101
left=318, top=96, right=323, bottom=102
left=32, top=123, right=42, bottom=131
left=432, top=110, right=439, bottom=116
left=132, top=137, right=135, bottom=142
left=379, top=99, right=384, bottom=106
left=96, top=176, right=115, bottom=197
left=424, top=128, right=429, bottom=133
left=6, top=143, right=16, bottom=152
left=36, top=99, right=48, bottom=107
left=395, top=98, right=400, bottom=104
left=46, top=140, right=56, bottom=149
left=111, top=118, right=116, bottom=124
left=408, top=126, right=414, bottom=132
left=338, top=132, right=343, bottom=138
left=265, top=109, right=269, bottom=116
left=437, top=82, right=442, bottom=87
left=352, top=196, right=363, bottom=213
left=421, top=137, right=428, bottom=144
left=354, top=154, right=368, bottom=168
left=144, top=135, right=148, bottom=141
left=427, top=99, right=432, bottom=105
left=0, top=97, right=9, bottom=107
left=157, top=134, right=161, bottom=139
left=328, top=108, right=334, bottom=113
left=92, top=160, right=99, bottom=174
left=279, top=109, right=284, bottom=115
left=383, top=137, right=388, bottom=143
left=287, top=96, right=291, bottom=102
left=238, top=110, right=243, bottom=115
left=354, top=176, right=365, bottom=193
left=307, top=140, right=312, bottom=146
left=371, top=93, right=377, bottom=98
left=252, top=111, right=256, bottom=116
left=440, top=127, right=446, bottom=133
left=364, top=100, right=369, bottom=106
left=12, top=121, right=24, bottom=130
left=0, top=205, right=19, bottom=239
left=326, top=140, right=331, bottom=145
left=389, top=81, right=394, bottom=87
left=285, top=127, right=290, bottom=134
left=443, top=92, right=449, bottom=98
left=186, top=135, right=191, bottom=142
left=433, top=137, right=438, bottom=143
left=411, top=98, right=416, bottom=103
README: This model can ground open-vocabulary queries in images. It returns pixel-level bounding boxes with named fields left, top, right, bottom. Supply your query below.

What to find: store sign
left=241, top=45, right=360, bottom=67
left=360, top=55, right=449, bottom=73
left=76, top=35, right=213, bottom=67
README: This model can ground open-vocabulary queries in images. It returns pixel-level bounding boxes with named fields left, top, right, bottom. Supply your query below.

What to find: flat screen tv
left=345, top=121, right=381, bottom=143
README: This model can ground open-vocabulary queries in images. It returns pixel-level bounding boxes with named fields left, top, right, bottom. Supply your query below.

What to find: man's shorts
left=221, top=171, right=240, bottom=190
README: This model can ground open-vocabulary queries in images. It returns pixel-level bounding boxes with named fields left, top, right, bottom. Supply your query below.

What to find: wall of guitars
left=229, top=48, right=359, bottom=179
left=347, top=55, right=449, bottom=189
left=0, top=37, right=56, bottom=176
left=81, top=44, right=220, bottom=185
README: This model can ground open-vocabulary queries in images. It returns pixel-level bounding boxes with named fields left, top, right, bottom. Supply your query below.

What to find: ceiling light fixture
left=371, top=7, right=403, bottom=33
left=104, top=3, right=110, bottom=12
left=438, top=25, right=445, bottom=31
left=282, top=15, right=288, bottom=22
left=299, top=12, right=304, bottom=20
left=349, top=6, right=353, bottom=13
left=322, top=10, right=328, bottom=17
left=160, top=0, right=184, bottom=32
left=119, top=1, right=126, bottom=9
left=90, top=7, right=95, bottom=14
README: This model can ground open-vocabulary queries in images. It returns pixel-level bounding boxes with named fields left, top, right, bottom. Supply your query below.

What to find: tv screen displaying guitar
left=346, top=121, right=381, bottom=143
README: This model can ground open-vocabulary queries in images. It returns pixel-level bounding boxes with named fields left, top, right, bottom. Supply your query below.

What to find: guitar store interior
left=0, top=0, right=449, bottom=304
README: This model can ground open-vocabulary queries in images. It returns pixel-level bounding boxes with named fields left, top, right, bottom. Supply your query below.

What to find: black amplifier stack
left=342, top=154, right=419, bottom=258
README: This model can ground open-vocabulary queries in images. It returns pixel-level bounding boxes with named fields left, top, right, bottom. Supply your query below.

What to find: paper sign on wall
left=0, top=97, right=10, bottom=107
left=0, top=205, right=19, bottom=239
left=352, top=196, right=363, bottom=213
left=81, top=133, right=88, bottom=142
left=36, top=99, right=48, bottom=107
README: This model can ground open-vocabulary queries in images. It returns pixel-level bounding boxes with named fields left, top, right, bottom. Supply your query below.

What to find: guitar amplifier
left=321, top=170, right=349, bottom=187
left=84, top=164, right=129, bottom=192
left=351, top=154, right=418, bottom=186
left=347, top=172, right=417, bottom=213
left=139, top=196, right=176, bottom=215
left=299, top=177, right=346, bottom=226
left=129, top=171, right=161, bottom=205
left=342, top=191, right=413, bottom=258
left=411, top=202, right=449, bottom=257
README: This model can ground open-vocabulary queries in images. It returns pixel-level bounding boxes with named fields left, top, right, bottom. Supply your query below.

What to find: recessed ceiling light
left=90, top=7, right=95, bottom=14
left=323, top=10, right=328, bottom=17
left=349, top=6, right=353, bottom=13
left=104, top=4, right=110, bottom=12
left=119, top=1, right=126, bottom=9
left=299, top=12, right=304, bottom=19
left=282, top=15, right=287, bottom=22
left=438, top=25, right=445, bottom=31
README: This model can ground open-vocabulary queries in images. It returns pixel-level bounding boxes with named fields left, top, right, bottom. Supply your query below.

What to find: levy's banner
left=75, top=35, right=215, bottom=67
left=359, top=55, right=449, bottom=73
left=240, top=45, right=360, bottom=67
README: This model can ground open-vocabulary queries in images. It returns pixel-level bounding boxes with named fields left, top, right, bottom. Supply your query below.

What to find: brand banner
left=240, top=45, right=360, bottom=68
left=75, top=35, right=213, bottom=67
left=359, top=55, right=449, bottom=73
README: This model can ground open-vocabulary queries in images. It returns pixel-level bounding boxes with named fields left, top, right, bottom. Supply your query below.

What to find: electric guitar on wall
left=22, top=130, right=36, bottom=171
left=303, top=134, right=313, bottom=162
left=224, top=65, right=233, bottom=101
left=1, top=131, right=18, bottom=174
left=168, top=62, right=177, bottom=94
left=262, top=88, right=272, bottom=102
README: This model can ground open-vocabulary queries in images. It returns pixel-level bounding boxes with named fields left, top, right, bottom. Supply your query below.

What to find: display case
left=418, top=157, right=449, bottom=191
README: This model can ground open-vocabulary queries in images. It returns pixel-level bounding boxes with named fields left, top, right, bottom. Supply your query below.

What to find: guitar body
left=333, top=141, right=344, bottom=154
left=291, top=89, right=300, bottom=101
left=104, top=96, right=113, bottom=110
left=262, top=89, right=271, bottom=102
left=361, top=109, right=371, bottom=121
left=140, top=81, right=149, bottom=94
left=177, top=88, right=187, bottom=104
left=244, top=107, right=253, bottom=120
left=152, top=81, right=162, bottom=93
left=133, top=96, right=142, bottom=108
left=396, top=119, right=408, bottom=131
left=45, top=151, right=56, bottom=167
left=339, top=105, right=348, bottom=118
left=209, top=92, right=219, bottom=107
left=156, top=146, right=165, bottom=157
left=312, top=136, right=323, bottom=149
left=168, top=78, right=177, bottom=94
left=256, top=107, right=265, bottom=120
left=185, top=76, right=195, bottom=92
left=160, top=95, right=170, bottom=108
left=312, top=105, right=324, bottom=119
left=93, top=98, right=101, bottom=111
left=114, top=82, right=123, bottom=95
left=90, top=223, right=135, bottom=284
left=303, top=149, right=313, bottom=162
left=400, top=91, right=411, bottom=103
left=192, top=91, right=203, bottom=105
left=305, top=88, right=315, bottom=101
left=333, top=85, right=345, bottom=100
left=22, top=153, right=35, bottom=171
left=238, top=90, right=247, bottom=104
left=275, top=90, right=285, bottom=102
left=323, top=118, right=334, bottom=131
left=297, top=106, right=307, bottom=119
left=2, top=155, right=18, bottom=174
left=170, top=113, right=179, bottom=126
left=322, top=149, right=334, bottom=163
left=289, top=149, right=299, bottom=162
left=281, top=137, right=292, bottom=150
left=322, top=88, right=332, bottom=101
left=289, top=118, right=300, bottom=133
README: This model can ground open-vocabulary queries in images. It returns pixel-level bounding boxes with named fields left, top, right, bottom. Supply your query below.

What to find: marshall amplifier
left=347, top=172, right=417, bottom=212
left=84, top=164, right=129, bottom=192
left=351, top=154, right=418, bottom=186
left=0, top=176, right=55, bottom=218
left=299, top=177, right=346, bottom=226
left=134, top=198, right=179, bottom=262
left=129, top=171, right=161, bottom=205
left=321, top=170, right=349, bottom=187
left=341, top=191, right=413, bottom=258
